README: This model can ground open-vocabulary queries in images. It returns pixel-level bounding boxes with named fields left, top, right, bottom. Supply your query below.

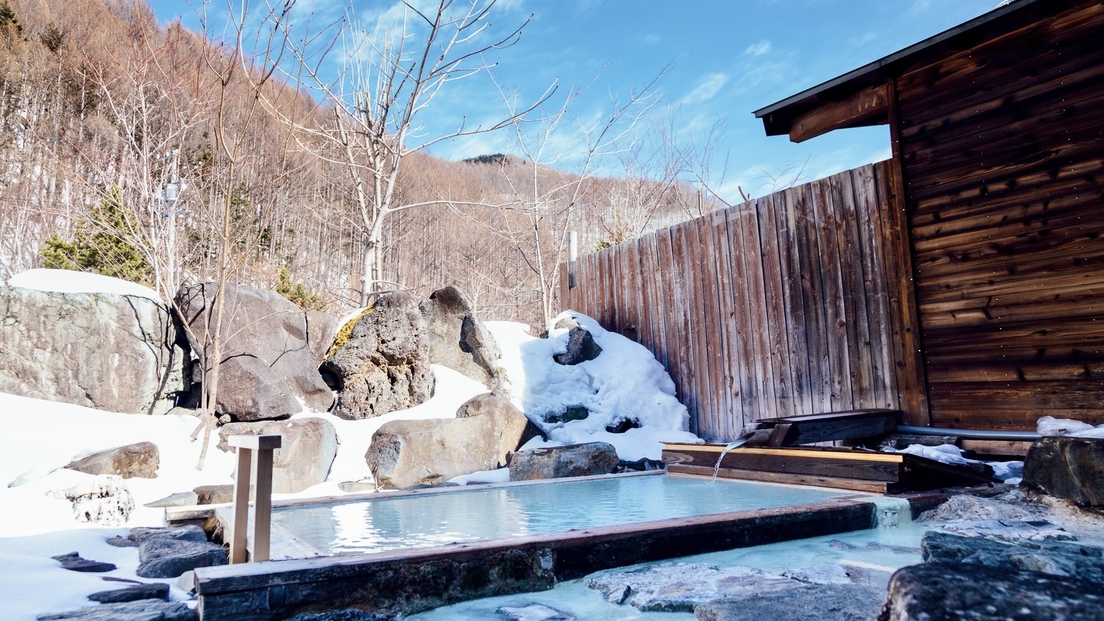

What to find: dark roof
left=754, top=0, right=1070, bottom=138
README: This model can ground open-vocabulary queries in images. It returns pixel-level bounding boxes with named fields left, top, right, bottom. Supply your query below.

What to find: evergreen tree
left=276, top=267, right=323, bottom=311
left=42, top=187, right=153, bottom=284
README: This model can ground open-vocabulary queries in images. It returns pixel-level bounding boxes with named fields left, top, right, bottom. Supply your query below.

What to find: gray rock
left=36, top=599, right=195, bottom=621
left=587, top=563, right=797, bottom=612
left=87, top=583, right=170, bottom=603
left=218, top=417, right=338, bottom=493
left=1023, top=436, right=1104, bottom=507
left=917, top=493, right=1047, bottom=524
left=509, top=442, right=619, bottom=481
left=553, top=328, right=602, bottom=365
left=322, top=292, right=434, bottom=420
left=879, top=561, right=1104, bottom=621
left=921, top=530, right=1104, bottom=581
left=106, top=535, right=140, bottom=548
left=545, top=406, right=589, bottom=424
left=0, top=285, right=187, bottom=415
left=65, top=442, right=160, bottom=479
left=366, top=392, right=534, bottom=489
left=212, top=354, right=302, bottom=422
left=51, top=552, right=116, bottom=573
left=306, top=310, right=339, bottom=366
left=175, top=282, right=334, bottom=413
left=192, top=484, right=234, bottom=505
left=697, top=583, right=886, bottom=621
left=136, top=536, right=228, bottom=578
left=419, top=286, right=502, bottom=389
left=129, top=525, right=208, bottom=545
left=934, top=518, right=1075, bottom=542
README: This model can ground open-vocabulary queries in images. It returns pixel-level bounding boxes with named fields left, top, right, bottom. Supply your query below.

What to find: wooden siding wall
left=560, top=162, right=911, bottom=441
left=896, top=2, right=1104, bottom=429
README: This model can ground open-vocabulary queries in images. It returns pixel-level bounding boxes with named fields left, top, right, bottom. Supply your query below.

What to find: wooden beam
left=668, top=464, right=896, bottom=494
left=789, top=84, right=889, bottom=143
left=881, top=80, right=931, bottom=426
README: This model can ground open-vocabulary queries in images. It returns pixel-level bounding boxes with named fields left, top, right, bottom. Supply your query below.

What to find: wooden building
left=755, top=0, right=1104, bottom=430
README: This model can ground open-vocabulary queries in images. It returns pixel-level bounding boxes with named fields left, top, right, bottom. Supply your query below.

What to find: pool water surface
left=272, top=473, right=854, bottom=556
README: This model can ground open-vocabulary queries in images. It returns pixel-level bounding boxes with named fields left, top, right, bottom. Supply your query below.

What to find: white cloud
left=744, top=40, right=772, bottom=57
left=680, top=72, right=728, bottom=105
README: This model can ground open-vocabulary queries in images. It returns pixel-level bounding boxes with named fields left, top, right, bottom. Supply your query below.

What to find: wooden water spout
left=228, top=434, right=281, bottom=564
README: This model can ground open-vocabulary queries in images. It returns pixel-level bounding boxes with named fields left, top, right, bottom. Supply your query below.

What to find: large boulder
left=321, top=292, right=433, bottom=420
left=419, top=286, right=502, bottom=388
left=879, top=561, right=1104, bottom=621
left=65, top=442, right=160, bottom=479
left=509, top=442, right=619, bottom=481
left=365, top=392, right=534, bottom=489
left=175, top=283, right=334, bottom=414
left=218, top=417, right=339, bottom=493
left=1022, top=436, right=1104, bottom=507
left=214, top=355, right=302, bottom=422
left=0, top=285, right=187, bottom=415
left=921, top=530, right=1104, bottom=581
left=135, top=528, right=228, bottom=578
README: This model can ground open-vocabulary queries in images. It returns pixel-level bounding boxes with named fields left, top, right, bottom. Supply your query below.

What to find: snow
left=886, top=443, right=1023, bottom=483
left=1037, top=415, right=1104, bottom=439
left=8, top=268, right=162, bottom=301
left=490, top=312, right=701, bottom=462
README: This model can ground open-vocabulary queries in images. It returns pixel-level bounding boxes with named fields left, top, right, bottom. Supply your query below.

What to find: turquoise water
left=272, top=474, right=851, bottom=556
left=408, top=524, right=926, bottom=620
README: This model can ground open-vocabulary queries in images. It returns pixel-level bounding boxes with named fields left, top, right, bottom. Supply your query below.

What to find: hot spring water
left=271, top=473, right=852, bottom=556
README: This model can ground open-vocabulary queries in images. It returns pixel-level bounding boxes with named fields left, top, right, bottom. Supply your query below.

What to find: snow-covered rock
left=0, top=279, right=187, bottom=415
left=489, top=312, right=700, bottom=461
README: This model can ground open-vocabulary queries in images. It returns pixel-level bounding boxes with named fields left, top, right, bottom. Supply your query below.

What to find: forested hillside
left=0, top=0, right=719, bottom=326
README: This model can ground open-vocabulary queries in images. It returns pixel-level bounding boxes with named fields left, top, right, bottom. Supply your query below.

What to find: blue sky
left=150, top=0, right=1001, bottom=203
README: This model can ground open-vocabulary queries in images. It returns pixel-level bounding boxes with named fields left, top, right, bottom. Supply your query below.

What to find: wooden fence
left=560, top=161, right=917, bottom=440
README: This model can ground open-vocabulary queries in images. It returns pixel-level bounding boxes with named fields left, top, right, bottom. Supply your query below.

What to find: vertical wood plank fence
left=560, top=161, right=911, bottom=440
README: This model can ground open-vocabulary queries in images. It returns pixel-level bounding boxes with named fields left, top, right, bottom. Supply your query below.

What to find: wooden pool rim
left=191, top=493, right=879, bottom=620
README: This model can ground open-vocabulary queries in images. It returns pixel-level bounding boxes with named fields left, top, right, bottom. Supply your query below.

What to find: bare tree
left=489, top=68, right=665, bottom=322
left=185, top=0, right=299, bottom=468
left=273, top=0, right=549, bottom=306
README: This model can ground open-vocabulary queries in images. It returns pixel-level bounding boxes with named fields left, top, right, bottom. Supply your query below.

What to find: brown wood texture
left=663, top=445, right=905, bottom=482
left=667, top=464, right=895, bottom=493
left=895, top=2, right=1104, bottom=428
left=663, top=443, right=995, bottom=490
left=790, top=83, right=889, bottom=143
left=560, top=164, right=905, bottom=440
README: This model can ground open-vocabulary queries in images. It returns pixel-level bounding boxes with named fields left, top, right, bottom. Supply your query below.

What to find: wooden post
left=228, top=434, right=282, bottom=564
left=229, top=445, right=252, bottom=564
left=568, top=230, right=578, bottom=289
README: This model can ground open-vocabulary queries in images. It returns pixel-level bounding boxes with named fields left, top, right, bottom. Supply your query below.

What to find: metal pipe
left=896, top=424, right=1039, bottom=442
